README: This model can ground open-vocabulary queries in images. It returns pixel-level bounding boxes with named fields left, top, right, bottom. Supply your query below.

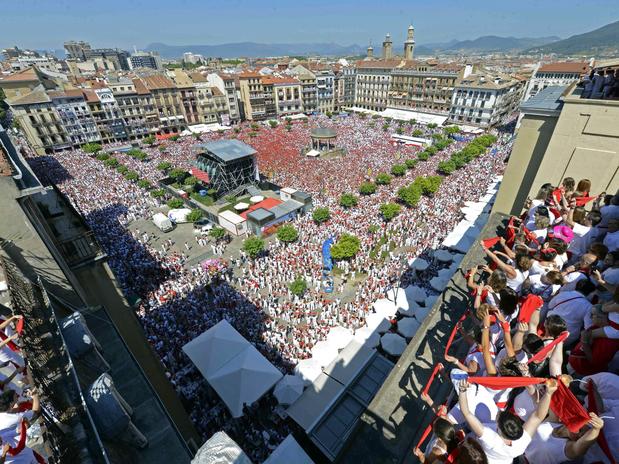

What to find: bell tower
left=404, top=24, right=415, bottom=60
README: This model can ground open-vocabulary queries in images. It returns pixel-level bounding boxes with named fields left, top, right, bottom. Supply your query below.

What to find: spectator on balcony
left=602, top=69, right=616, bottom=99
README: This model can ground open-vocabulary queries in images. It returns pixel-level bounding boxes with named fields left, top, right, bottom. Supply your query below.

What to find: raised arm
left=458, top=381, right=485, bottom=438
left=548, top=340, right=564, bottom=377
left=565, top=413, right=603, bottom=459
left=483, top=248, right=517, bottom=279
left=523, top=379, right=557, bottom=437
left=481, top=308, right=497, bottom=376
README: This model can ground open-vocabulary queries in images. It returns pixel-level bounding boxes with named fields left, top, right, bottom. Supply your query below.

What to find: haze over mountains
left=525, top=19, right=619, bottom=55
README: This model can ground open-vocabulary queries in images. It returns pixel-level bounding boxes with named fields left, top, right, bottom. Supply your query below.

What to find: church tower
left=404, top=24, right=415, bottom=60
left=382, top=33, right=393, bottom=59
left=367, top=41, right=374, bottom=59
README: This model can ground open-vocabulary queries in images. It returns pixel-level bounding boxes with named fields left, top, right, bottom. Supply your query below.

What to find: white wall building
left=523, top=61, right=589, bottom=101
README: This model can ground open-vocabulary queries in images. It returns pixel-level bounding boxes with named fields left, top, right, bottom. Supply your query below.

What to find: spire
left=382, top=33, right=393, bottom=59
left=404, top=24, right=415, bottom=61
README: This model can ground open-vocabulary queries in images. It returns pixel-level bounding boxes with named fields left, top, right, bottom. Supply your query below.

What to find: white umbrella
left=434, top=249, right=453, bottom=263
left=249, top=195, right=264, bottom=204
left=397, top=317, right=421, bottom=338
left=234, top=202, right=250, bottom=210
left=373, top=298, right=398, bottom=317
left=353, top=326, right=380, bottom=348
left=311, top=340, right=338, bottom=367
left=430, top=276, right=448, bottom=292
left=326, top=326, right=353, bottom=350
left=294, top=358, right=322, bottom=384
left=380, top=333, right=407, bottom=356
left=405, top=286, right=427, bottom=303
left=273, top=375, right=305, bottom=405
left=397, top=301, right=424, bottom=317
left=411, top=258, right=429, bottom=271
left=366, top=313, right=391, bottom=333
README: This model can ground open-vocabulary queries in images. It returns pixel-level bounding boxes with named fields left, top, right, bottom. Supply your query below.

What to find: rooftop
left=197, top=139, right=257, bottom=163
left=140, top=74, right=176, bottom=90
left=310, top=127, right=337, bottom=139
left=520, top=85, right=567, bottom=115
left=537, top=61, right=589, bottom=74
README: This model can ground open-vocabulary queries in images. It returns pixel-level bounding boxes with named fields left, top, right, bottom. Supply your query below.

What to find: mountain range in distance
left=525, top=19, right=619, bottom=55
left=145, top=35, right=561, bottom=59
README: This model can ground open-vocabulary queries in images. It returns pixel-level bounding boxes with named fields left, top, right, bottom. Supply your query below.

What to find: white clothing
left=447, top=385, right=498, bottom=425
left=479, top=426, right=532, bottom=464
left=513, top=390, right=536, bottom=421
left=525, top=422, right=568, bottom=464
left=529, top=260, right=554, bottom=276
left=547, top=291, right=592, bottom=346
left=582, top=372, right=619, bottom=400
left=527, top=274, right=560, bottom=301
left=506, top=269, right=528, bottom=292
left=559, top=270, right=587, bottom=293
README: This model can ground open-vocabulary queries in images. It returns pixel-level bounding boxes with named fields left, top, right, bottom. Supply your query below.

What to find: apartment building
left=138, top=74, right=186, bottom=134
left=48, top=89, right=100, bottom=146
left=107, top=77, right=159, bottom=139
left=523, top=61, right=589, bottom=101
left=170, top=70, right=200, bottom=126
left=188, top=73, right=228, bottom=124
left=289, top=65, right=317, bottom=113
left=239, top=72, right=267, bottom=121
left=448, top=69, right=525, bottom=128
left=335, top=65, right=356, bottom=110
left=89, top=88, right=128, bottom=143
left=355, top=59, right=400, bottom=111
left=269, top=77, right=303, bottom=116
left=315, top=70, right=335, bottom=113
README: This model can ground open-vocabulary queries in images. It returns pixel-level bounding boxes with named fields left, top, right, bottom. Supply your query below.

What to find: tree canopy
left=312, top=206, right=331, bottom=223
left=375, top=173, right=392, bottom=185
left=359, top=182, right=377, bottom=195
left=289, top=276, right=308, bottom=296
left=209, top=227, right=226, bottom=240
left=276, top=224, right=299, bottom=243
left=243, top=236, right=265, bottom=259
left=339, top=193, right=359, bottom=208
left=167, top=198, right=184, bottom=209
left=380, top=202, right=401, bottom=221
left=330, top=234, right=361, bottom=260
left=82, top=142, right=102, bottom=154
left=143, top=135, right=156, bottom=146
left=186, top=209, right=203, bottom=222
left=391, top=164, right=406, bottom=176
left=157, top=161, right=172, bottom=171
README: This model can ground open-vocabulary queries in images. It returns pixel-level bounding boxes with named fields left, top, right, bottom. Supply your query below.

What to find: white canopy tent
left=410, top=258, right=430, bottom=271
left=305, top=149, right=321, bottom=157
left=273, top=375, right=305, bottom=406
left=294, top=357, right=322, bottom=384
left=191, top=431, right=253, bottom=464
left=353, top=325, right=381, bottom=348
left=373, top=298, right=398, bottom=317
left=434, top=250, right=454, bottom=263
left=311, top=340, right=339, bottom=367
left=183, top=320, right=283, bottom=418
left=397, top=301, right=425, bottom=318
left=380, top=108, right=449, bottom=126
left=264, top=435, right=313, bottom=464
left=366, top=313, right=392, bottom=333
left=397, top=317, right=421, bottom=338
left=380, top=333, right=407, bottom=356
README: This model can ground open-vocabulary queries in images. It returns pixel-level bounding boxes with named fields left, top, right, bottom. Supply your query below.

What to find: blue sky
left=1, top=0, right=614, bottom=51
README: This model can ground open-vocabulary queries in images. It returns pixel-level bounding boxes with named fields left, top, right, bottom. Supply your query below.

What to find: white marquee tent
left=191, top=431, right=252, bottom=464
left=264, top=435, right=313, bottom=464
left=183, top=320, right=282, bottom=418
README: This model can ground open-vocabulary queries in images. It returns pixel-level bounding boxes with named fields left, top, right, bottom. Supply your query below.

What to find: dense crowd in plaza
left=414, top=176, right=619, bottom=463
left=25, top=114, right=514, bottom=460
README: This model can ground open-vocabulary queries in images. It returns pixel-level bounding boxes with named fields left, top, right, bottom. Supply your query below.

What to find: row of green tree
left=397, top=175, right=444, bottom=207
left=437, top=134, right=497, bottom=175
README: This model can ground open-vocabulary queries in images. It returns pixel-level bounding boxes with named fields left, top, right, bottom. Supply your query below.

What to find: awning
left=380, top=108, right=449, bottom=126
left=156, top=133, right=179, bottom=140
left=190, top=167, right=210, bottom=184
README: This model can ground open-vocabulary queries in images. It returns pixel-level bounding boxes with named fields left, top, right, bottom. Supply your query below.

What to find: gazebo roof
left=310, top=127, right=337, bottom=139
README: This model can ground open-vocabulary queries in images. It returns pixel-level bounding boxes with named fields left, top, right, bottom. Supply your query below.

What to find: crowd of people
left=580, top=68, right=619, bottom=100
left=0, top=312, right=45, bottom=463
left=25, top=113, right=513, bottom=460
left=415, top=177, right=619, bottom=463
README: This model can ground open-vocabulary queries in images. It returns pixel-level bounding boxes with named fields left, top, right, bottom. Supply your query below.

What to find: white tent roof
left=353, top=325, right=381, bottom=348
left=366, top=313, right=392, bottom=333
left=264, top=435, right=313, bottom=464
left=294, top=357, right=322, bottom=384
left=380, top=333, right=407, bottom=356
left=219, top=210, right=246, bottom=225
left=191, top=431, right=253, bottom=464
left=397, top=317, right=421, bottom=338
left=397, top=301, right=424, bottom=317
left=183, top=320, right=283, bottom=418
left=434, top=250, right=454, bottom=263
left=410, top=258, right=429, bottom=271
left=306, top=149, right=321, bottom=157
left=273, top=375, right=305, bottom=406
left=380, top=108, right=449, bottom=126
left=373, top=298, right=398, bottom=317
left=311, top=340, right=339, bottom=367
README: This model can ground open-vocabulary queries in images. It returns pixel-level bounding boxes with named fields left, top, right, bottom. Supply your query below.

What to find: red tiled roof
left=141, top=74, right=176, bottom=90
left=240, top=197, right=282, bottom=219
left=0, top=67, right=39, bottom=83
left=133, top=78, right=151, bottom=95
left=189, top=167, right=210, bottom=184
left=261, top=76, right=300, bottom=85
left=538, top=62, right=589, bottom=74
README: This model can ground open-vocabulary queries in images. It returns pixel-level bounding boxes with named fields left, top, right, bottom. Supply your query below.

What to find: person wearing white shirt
left=559, top=253, right=597, bottom=293
left=458, top=378, right=558, bottom=464
left=547, top=280, right=596, bottom=346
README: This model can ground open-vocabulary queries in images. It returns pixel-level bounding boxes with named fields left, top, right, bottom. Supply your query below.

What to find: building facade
left=448, top=69, right=525, bottom=128
left=129, top=51, right=163, bottom=71
left=139, top=74, right=186, bottom=134
left=316, top=70, right=335, bottom=113
left=355, top=60, right=399, bottom=111
left=239, top=72, right=267, bottom=121
left=523, top=61, right=589, bottom=101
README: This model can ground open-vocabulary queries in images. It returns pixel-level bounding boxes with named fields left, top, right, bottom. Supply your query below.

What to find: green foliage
left=143, top=135, right=156, bottom=146
left=434, top=139, right=449, bottom=151
left=117, top=165, right=128, bottom=174
left=437, top=160, right=457, bottom=175
left=268, top=120, right=278, bottom=128
left=289, top=276, right=308, bottom=296
left=169, top=135, right=180, bottom=142
left=408, top=119, right=417, bottom=126
left=405, top=159, right=417, bottom=169
left=359, top=182, right=377, bottom=195
left=371, top=114, right=380, bottom=120
left=391, top=164, right=406, bottom=176
left=312, top=206, right=331, bottom=224
left=169, top=168, right=186, bottom=183
left=368, top=122, right=375, bottom=129
left=186, top=209, right=203, bottom=222
left=167, top=198, right=184, bottom=209
left=397, top=183, right=423, bottom=207
left=416, top=175, right=443, bottom=196
left=157, top=161, right=172, bottom=171
left=210, top=227, right=226, bottom=240
left=125, top=171, right=139, bottom=182
left=326, top=111, right=333, bottom=119
left=432, top=133, right=444, bottom=140
left=444, top=125, right=461, bottom=135
left=137, top=179, right=151, bottom=189
left=82, top=142, right=102, bottom=154
left=357, top=112, right=367, bottom=119
left=413, top=129, right=423, bottom=137
left=277, top=224, right=299, bottom=243
left=184, top=176, right=198, bottom=186
left=151, top=188, right=166, bottom=199
left=380, top=202, right=401, bottom=221
left=158, top=145, right=167, bottom=153
left=234, top=127, right=241, bottom=134
left=396, top=127, right=404, bottom=135
left=368, top=224, right=380, bottom=234
left=96, top=153, right=110, bottom=161
left=339, top=193, right=359, bottom=208
left=417, top=151, right=430, bottom=161
left=426, top=146, right=438, bottom=156
left=250, top=123, right=260, bottom=130
left=382, top=123, right=390, bottom=131
left=224, top=195, right=237, bottom=204
left=375, top=173, right=392, bottom=185
left=243, top=236, right=265, bottom=258
left=331, top=234, right=361, bottom=260
left=128, top=148, right=148, bottom=161
left=249, top=131, right=258, bottom=138
left=427, top=123, right=438, bottom=129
